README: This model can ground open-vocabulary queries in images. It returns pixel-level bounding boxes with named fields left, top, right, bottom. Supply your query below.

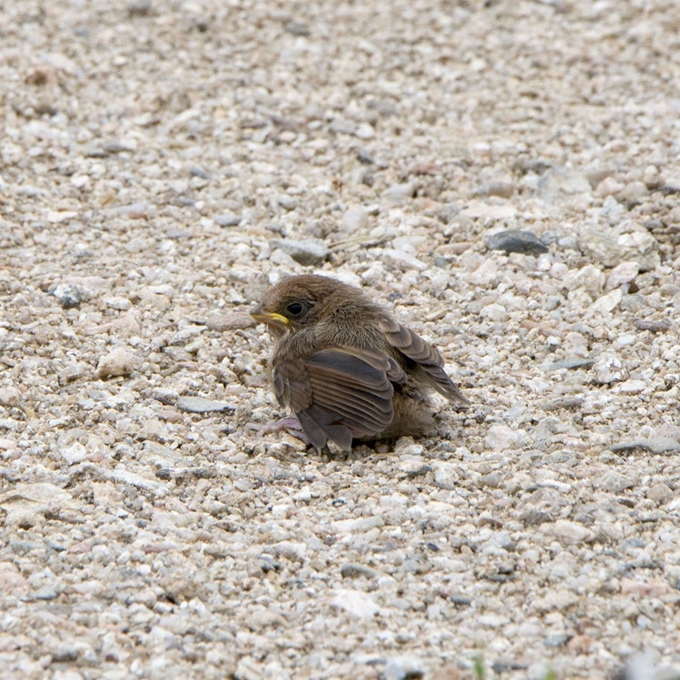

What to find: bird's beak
left=250, top=304, right=290, bottom=328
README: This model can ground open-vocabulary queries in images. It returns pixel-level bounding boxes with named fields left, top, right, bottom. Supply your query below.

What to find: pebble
left=577, top=223, right=660, bottom=271
left=562, top=264, right=604, bottom=294
left=605, top=261, right=639, bottom=290
left=480, top=303, right=507, bottom=322
left=588, top=288, right=622, bottom=314
left=634, top=318, right=671, bottom=333
left=611, top=438, right=680, bottom=455
left=330, top=589, right=380, bottom=619
left=269, top=238, right=328, bottom=266
left=460, top=201, right=517, bottom=220
left=382, top=183, right=415, bottom=205
left=61, top=441, right=87, bottom=465
left=96, top=347, right=137, bottom=378
left=341, top=205, right=369, bottom=232
left=0, top=386, right=22, bottom=406
left=593, top=352, right=625, bottom=384
left=214, top=212, right=242, bottom=227
left=617, top=379, right=647, bottom=394
left=127, top=0, right=151, bottom=16
left=661, top=177, right=680, bottom=195
left=383, top=656, right=427, bottom=680
left=484, top=425, right=528, bottom=451
left=595, top=471, right=637, bottom=493
left=485, top=229, right=548, bottom=255
left=646, top=483, right=673, bottom=503
left=340, top=563, right=378, bottom=579
left=550, top=520, right=595, bottom=545
left=176, top=397, right=235, bottom=413
left=537, top=166, right=591, bottom=204
left=619, top=181, right=647, bottom=206
left=104, top=296, right=132, bottom=311
left=478, top=180, right=515, bottom=198
left=595, top=176, right=623, bottom=197
left=51, top=282, right=90, bottom=309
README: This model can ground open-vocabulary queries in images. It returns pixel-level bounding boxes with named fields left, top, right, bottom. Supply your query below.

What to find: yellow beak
left=250, top=304, right=290, bottom=327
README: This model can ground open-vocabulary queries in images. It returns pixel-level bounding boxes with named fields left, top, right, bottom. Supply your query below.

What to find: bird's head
left=250, top=274, right=369, bottom=337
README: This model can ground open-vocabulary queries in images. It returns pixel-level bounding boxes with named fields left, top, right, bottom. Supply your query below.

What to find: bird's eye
left=285, top=301, right=308, bottom=319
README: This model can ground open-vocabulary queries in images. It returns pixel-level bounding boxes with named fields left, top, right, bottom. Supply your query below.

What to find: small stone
left=619, top=181, right=647, bottom=207
left=214, top=212, right=241, bottom=227
left=269, top=238, right=328, bottom=266
left=485, top=229, right=548, bottom=255
left=478, top=181, right=515, bottom=198
left=548, top=358, right=595, bottom=371
left=330, top=589, right=380, bottom=619
left=593, top=352, right=625, bottom=384
left=104, top=140, right=136, bottom=154
left=382, top=183, right=415, bottom=205
left=47, top=210, right=78, bottom=223
left=341, top=206, right=368, bottom=232
left=52, top=283, right=90, bottom=309
left=356, top=148, right=374, bottom=164
left=595, top=176, right=623, bottom=197
left=96, top=347, right=137, bottom=378
left=285, top=21, right=310, bottom=36
left=484, top=425, right=528, bottom=451
left=610, top=438, right=680, bottom=455
left=647, top=483, right=673, bottom=503
left=0, top=386, right=22, bottom=406
left=595, top=471, right=637, bottom=493
left=354, top=123, right=374, bottom=140
left=103, top=296, right=132, bottom=311
left=381, top=249, right=427, bottom=271
left=383, top=656, right=426, bottom=680
left=61, top=441, right=87, bottom=465
left=127, top=0, right=151, bottom=15
left=588, top=288, right=622, bottom=314
left=605, top=261, right=639, bottom=290
left=617, top=379, right=647, bottom=394
left=544, top=632, right=571, bottom=648
left=176, top=397, right=235, bottom=413
left=577, top=223, right=660, bottom=272
left=480, top=303, right=507, bottom=322
left=329, top=118, right=357, bottom=135
left=111, top=202, right=150, bottom=219
left=537, top=167, right=591, bottom=204
left=550, top=520, right=595, bottom=545
left=661, top=177, right=680, bottom=195
left=269, top=248, right=299, bottom=268
left=277, top=195, right=298, bottom=211
left=561, top=264, right=604, bottom=294
left=206, top=312, right=256, bottom=331
left=460, top=201, right=517, bottom=220
left=634, top=318, right=671, bottom=333
left=340, top=563, right=378, bottom=579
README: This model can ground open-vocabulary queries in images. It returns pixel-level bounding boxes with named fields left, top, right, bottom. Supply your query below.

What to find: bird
left=249, top=274, right=467, bottom=451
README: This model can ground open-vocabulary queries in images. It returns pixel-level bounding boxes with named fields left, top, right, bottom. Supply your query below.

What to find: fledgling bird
left=250, top=274, right=467, bottom=451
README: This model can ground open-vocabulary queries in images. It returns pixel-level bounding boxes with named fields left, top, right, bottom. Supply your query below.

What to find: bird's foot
left=245, top=417, right=311, bottom=446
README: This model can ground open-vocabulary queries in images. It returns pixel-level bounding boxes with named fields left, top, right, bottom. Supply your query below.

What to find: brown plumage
left=250, top=274, right=467, bottom=451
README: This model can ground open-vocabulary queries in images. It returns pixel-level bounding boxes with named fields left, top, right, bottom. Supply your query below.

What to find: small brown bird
left=250, top=274, right=467, bottom=451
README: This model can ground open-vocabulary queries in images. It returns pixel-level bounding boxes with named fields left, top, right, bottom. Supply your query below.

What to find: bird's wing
left=378, top=317, right=468, bottom=404
left=273, top=347, right=406, bottom=450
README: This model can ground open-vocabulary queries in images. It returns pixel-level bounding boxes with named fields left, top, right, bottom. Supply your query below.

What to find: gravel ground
left=1, top=1, right=680, bottom=678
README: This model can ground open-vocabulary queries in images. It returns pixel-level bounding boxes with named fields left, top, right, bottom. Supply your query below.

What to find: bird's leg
left=245, top=416, right=311, bottom=445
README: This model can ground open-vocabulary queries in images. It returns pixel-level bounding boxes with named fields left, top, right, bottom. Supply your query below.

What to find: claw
left=245, top=417, right=311, bottom=446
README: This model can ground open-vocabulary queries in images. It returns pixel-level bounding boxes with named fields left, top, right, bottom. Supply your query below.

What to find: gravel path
left=1, top=1, right=680, bottom=678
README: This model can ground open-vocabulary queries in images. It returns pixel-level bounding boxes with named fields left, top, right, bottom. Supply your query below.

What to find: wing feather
left=378, top=317, right=468, bottom=404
